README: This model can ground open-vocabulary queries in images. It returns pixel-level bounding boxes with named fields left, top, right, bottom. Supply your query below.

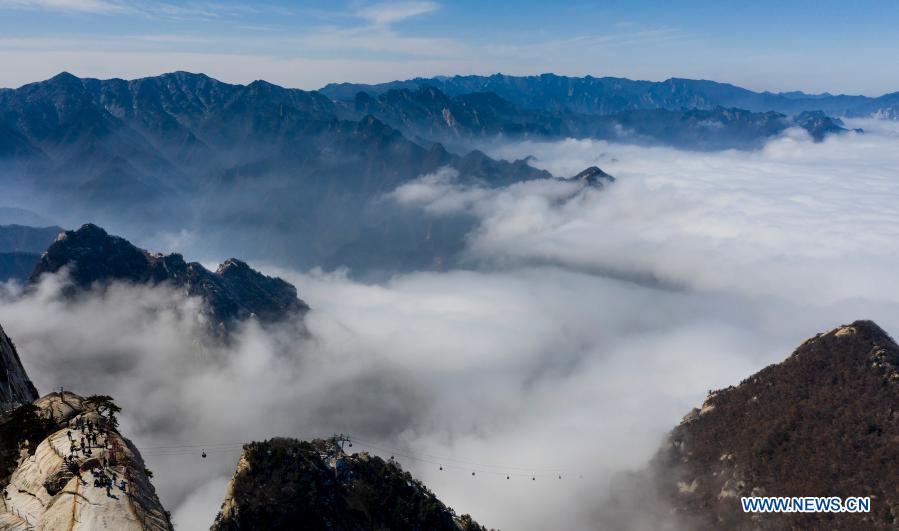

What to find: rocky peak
left=656, top=320, right=899, bottom=530
left=212, top=437, right=486, bottom=531
left=567, top=166, right=615, bottom=187
left=0, top=392, right=172, bottom=530
left=793, top=110, right=856, bottom=140
left=29, top=223, right=309, bottom=327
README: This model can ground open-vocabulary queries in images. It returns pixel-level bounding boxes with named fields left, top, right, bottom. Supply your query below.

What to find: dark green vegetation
left=212, top=438, right=487, bottom=531
left=657, top=320, right=899, bottom=530
left=0, top=403, right=56, bottom=486
left=84, top=394, right=121, bottom=427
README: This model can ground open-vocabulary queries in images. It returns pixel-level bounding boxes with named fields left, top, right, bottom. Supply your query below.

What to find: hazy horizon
left=1, top=1, right=898, bottom=95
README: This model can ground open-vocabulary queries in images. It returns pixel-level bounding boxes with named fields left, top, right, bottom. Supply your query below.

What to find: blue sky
left=0, top=0, right=897, bottom=94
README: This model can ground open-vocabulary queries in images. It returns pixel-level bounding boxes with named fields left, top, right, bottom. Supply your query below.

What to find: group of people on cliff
left=64, top=415, right=130, bottom=497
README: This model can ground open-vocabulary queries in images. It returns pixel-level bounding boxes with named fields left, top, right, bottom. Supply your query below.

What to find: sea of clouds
left=2, top=123, right=899, bottom=530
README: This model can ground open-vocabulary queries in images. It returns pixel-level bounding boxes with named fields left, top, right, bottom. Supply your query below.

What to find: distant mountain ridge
left=321, top=72, right=899, bottom=118
left=0, top=224, right=63, bottom=281
left=0, top=71, right=552, bottom=272
left=0, top=224, right=63, bottom=254
left=339, top=84, right=854, bottom=149
left=0, top=71, right=872, bottom=272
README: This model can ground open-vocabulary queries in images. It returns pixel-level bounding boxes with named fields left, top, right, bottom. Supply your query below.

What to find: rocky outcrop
left=0, top=392, right=172, bottom=530
left=29, top=224, right=309, bottom=326
left=793, top=110, right=861, bottom=141
left=656, top=320, right=899, bottom=530
left=0, top=323, right=38, bottom=411
left=566, top=166, right=615, bottom=187
left=212, top=437, right=486, bottom=531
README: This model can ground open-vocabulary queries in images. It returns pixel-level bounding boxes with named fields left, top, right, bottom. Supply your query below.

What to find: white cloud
left=3, top=126, right=899, bottom=529
left=0, top=0, right=128, bottom=13
left=356, top=0, right=439, bottom=25
left=0, top=0, right=273, bottom=19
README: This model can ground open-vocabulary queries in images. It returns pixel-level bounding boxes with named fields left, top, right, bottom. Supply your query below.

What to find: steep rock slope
left=0, top=323, right=38, bottom=410
left=656, top=320, right=899, bottom=530
left=212, top=437, right=486, bottom=531
left=0, top=392, right=172, bottom=530
left=29, top=223, right=308, bottom=326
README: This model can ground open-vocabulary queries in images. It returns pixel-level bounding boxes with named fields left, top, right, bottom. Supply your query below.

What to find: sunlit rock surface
left=0, top=392, right=172, bottom=530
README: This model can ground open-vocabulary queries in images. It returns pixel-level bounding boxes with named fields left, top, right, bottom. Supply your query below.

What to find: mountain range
left=322, top=73, right=899, bottom=119
left=0, top=71, right=874, bottom=273
left=0, top=72, right=559, bottom=273
left=337, top=84, right=856, bottom=149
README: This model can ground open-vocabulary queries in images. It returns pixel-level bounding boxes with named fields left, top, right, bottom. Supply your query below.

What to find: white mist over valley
left=3, top=123, right=898, bottom=529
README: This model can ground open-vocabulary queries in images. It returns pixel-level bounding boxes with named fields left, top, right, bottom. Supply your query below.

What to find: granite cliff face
left=0, top=392, right=172, bottom=530
left=656, top=321, right=899, bottom=530
left=0, top=323, right=38, bottom=410
left=212, top=437, right=486, bottom=531
left=29, top=223, right=309, bottom=327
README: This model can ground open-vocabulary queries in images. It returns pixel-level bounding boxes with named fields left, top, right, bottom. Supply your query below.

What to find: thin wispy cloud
left=483, top=27, right=681, bottom=59
left=0, top=0, right=129, bottom=13
left=355, top=0, right=439, bottom=25
left=0, top=0, right=277, bottom=20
